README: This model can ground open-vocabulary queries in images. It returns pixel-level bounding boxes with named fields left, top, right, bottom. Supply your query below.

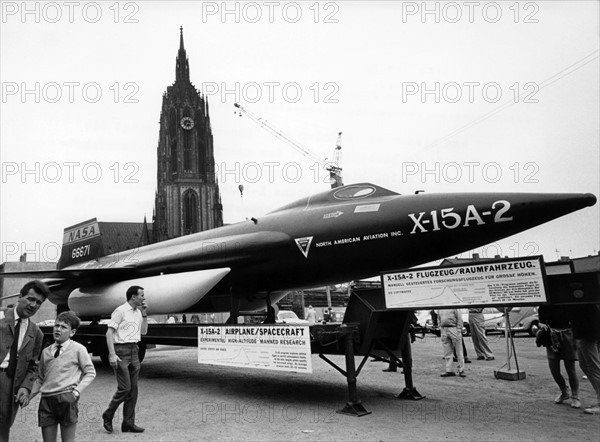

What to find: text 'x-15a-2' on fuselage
left=2, top=183, right=596, bottom=318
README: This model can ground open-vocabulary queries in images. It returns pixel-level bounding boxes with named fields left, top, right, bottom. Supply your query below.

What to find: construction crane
left=234, top=102, right=343, bottom=188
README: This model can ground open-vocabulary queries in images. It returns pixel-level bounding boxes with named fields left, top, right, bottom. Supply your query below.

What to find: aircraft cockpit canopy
left=269, top=183, right=400, bottom=213
left=333, top=185, right=377, bottom=200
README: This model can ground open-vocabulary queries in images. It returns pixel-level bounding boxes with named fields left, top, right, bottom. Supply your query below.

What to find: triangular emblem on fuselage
left=294, top=236, right=313, bottom=258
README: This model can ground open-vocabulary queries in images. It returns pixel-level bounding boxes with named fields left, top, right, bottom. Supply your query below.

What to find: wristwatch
left=72, top=390, right=80, bottom=399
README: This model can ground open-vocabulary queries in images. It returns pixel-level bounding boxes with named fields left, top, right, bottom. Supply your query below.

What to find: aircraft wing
left=0, top=268, right=134, bottom=280
left=0, top=231, right=292, bottom=282
left=0, top=231, right=293, bottom=313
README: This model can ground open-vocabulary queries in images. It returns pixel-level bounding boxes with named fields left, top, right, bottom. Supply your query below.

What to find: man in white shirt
left=101, top=286, right=148, bottom=434
left=437, top=308, right=466, bottom=377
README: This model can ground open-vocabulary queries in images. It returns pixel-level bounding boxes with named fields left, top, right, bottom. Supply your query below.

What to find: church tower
left=153, top=27, right=223, bottom=242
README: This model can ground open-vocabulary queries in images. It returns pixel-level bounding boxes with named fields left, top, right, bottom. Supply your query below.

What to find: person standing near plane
left=305, top=306, right=317, bottom=324
left=102, top=286, right=148, bottom=434
left=437, top=308, right=466, bottom=377
left=568, top=303, right=600, bottom=415
left=0, top=280, right=50, bottom=442
left=468, top=308, right=495, bottom=361
left=538, top=305, right=580, bottom=409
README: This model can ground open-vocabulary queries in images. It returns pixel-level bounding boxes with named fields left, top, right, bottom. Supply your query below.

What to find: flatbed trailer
left=39, top=286, right=423, bottom=416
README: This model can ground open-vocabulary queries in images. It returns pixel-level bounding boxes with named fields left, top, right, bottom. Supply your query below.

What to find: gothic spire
left=175, top=26, right=190, bottom=84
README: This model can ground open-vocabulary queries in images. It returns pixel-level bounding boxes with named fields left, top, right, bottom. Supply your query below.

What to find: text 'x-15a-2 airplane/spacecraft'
left=1, top=183, right=597, bottom=319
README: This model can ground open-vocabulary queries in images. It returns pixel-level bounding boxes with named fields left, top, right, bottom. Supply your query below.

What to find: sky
left=1, top=0, right=599, bottom=265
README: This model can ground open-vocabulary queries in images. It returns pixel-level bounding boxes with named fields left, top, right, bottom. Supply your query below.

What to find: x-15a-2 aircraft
left=1, top=183, right=596, bottom=318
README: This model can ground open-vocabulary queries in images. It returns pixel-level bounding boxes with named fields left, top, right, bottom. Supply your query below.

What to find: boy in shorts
left=30, top=311, right=96, bottom=442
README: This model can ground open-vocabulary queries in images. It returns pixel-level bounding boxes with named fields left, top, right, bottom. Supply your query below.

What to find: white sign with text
left=382, top=257, right=546, bottom=309
left=197, top=325, right=312, bottom=373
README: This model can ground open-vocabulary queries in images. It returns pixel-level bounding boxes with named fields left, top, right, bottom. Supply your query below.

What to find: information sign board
left=382, top=256, right=547, bottom=309
left=198, top=325, right=312, bottom=373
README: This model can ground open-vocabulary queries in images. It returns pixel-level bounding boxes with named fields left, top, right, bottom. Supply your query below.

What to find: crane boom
left=234, top=103, right=343, bottom=188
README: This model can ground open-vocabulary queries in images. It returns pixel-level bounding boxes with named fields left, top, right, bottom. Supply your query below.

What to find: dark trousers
left=104, top=343, right=140, bottom=427
left=0, top=370, right=17, bottom=431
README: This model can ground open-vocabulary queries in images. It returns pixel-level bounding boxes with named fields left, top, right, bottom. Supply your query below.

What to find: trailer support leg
left=337, top=326, right=371, bottom=416
left=396, top=334, right=425, bottom=400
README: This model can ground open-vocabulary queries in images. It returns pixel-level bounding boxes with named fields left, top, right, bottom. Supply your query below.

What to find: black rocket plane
left=1, top=183, right=596, bottom=318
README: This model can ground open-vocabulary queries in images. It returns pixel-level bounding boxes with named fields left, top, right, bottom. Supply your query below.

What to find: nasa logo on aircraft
left=294, top=237, right=313, bottom=258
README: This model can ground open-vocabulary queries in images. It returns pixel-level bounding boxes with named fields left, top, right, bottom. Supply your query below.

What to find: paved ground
left=9, top=333, right=600, bottom=441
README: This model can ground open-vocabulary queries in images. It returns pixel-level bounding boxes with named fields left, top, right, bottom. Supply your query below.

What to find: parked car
left=464, top=308, right=505, bottom=335
left=276, top=310, right=309, bottom=325
left=495, top=306, right=539, bottom=336
left=425, top=309, right=469, bottom=337
left=415, top=310, right=435, bottom=334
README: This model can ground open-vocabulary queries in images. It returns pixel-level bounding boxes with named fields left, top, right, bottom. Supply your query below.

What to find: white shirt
left=0, top=308, right=29, bottom=368
left=52, top=339, right=72, bottom=357
left=107, top=302, right=143, bottom=343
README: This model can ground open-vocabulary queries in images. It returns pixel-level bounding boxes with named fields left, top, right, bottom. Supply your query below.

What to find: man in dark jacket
left=0, top=280, right=50, bottom=441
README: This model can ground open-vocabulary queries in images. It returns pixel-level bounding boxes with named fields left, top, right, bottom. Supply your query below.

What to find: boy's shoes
left=464, top=358, right=472, bottom=363
left=554, top=392, right=570, bottom=404
left=102, top=412, right=113, bottom=433
left=477, top=356, right=485, bottom=360
left=382, top=367, right=397, bottom=372
left=571, top=397, right=581, bottom=409
left=584, top=405, right=600, bottom=415
left=122, top=424, right=145, bottom=433
left=458, top=371, right=466, bottom=377
left=440, top=372, right=456, bottom=377
left=485, top=357, right=495, bottom=361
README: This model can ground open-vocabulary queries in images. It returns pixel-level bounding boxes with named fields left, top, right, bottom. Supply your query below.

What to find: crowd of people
left=1, top=281, right=148, bottom=441
left=538, top=303, right=600, bottom=415
left=429, top=306, right=600, bottom=416
left=1, top=281, right=599, bottom=441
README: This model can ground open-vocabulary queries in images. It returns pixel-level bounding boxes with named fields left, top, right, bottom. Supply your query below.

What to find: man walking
left=437, top=308, right=466, bottom=377
left=0, top=280, right=50, bottom=441
left=102, top=286, right=148, bottom=433
left=468, top=308, right=495, bottom=361
left=569, top=303, right=600, bottom=415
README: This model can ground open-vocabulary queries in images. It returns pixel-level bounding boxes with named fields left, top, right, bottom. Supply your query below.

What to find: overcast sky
left=1, top=1, right=598, bottom=265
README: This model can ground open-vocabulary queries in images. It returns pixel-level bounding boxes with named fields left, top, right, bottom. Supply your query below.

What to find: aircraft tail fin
left=57, top=218, right=105, bottom=269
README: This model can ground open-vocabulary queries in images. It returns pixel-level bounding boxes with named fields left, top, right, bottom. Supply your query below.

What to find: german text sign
left=382, top=257, right=546, bottom=309
left=197, top=325, right=312, bottom=373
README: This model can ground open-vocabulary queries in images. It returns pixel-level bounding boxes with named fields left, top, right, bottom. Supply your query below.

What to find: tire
left=528, top=321, right=540, bottom=337
left=138, top=342, right=147, bottom=362
left=99, top=348, right=109, bottom=366
left=462, top=323, right=470, bottom=336
left=41, top=335, right=54, bottom=350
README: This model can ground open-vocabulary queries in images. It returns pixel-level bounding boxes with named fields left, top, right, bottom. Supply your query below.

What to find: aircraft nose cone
left=583, top=193, right=597, bottom=207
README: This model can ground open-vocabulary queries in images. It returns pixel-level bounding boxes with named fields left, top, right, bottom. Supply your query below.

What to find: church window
left=169, top=108, right=177, bottom=137
left=184, top=131, right=192, bottom=172
left=183, top=190, right=199, bottom=234
left=171, top=140, right=178, bottom=173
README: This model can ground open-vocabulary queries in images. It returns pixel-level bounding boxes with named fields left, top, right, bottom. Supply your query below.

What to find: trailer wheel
left=42, top=335, right=54, bottom=350
left=138, top=342, right=147, bottom=362
left=528, top=321, right=540, bottom=337
left=99, top=348, right=109, bottom=366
